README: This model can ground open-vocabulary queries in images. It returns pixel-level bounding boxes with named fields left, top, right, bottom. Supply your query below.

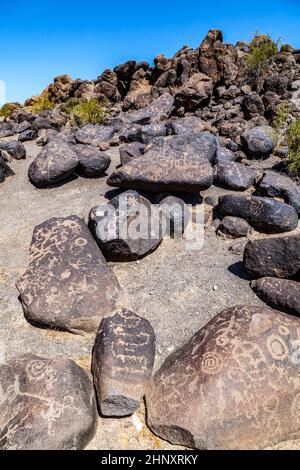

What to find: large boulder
left=28, top=136, right=79, bottom=187
left=241, top=126, right=278, bottom=158
left=16, top=216, right=122, bottom=333
left=214, top=162, right=255, bottom=190
left=244, top=234, right=300, bottom=278
left=75, top=124, right=115, bottom=147
left=218, top=216, right=251, bottom=239
left=92, top=309, right=155, bottom=417
left=174, top=73, right=213, bottom=112
left=251, top=277, right=300, bottom=316
left=0, top=140, right=26, bottom=160
left=72, top=144, right=111, bottom=176
left=218, top=194, right=298, bottom=233
left=257, top=171, right=300, bottom=214
left=107, top=152, right=213, bottom=193
left=18, top=129, right=38, bottom=142
left=123, top=93, right=174, bottom=126
left=89, top=190, right=165, bottom=261
left=0, top=355, right=97, bottom=450
left=0, top=155, right=14, bottom=183
left=146, top=305, right=300, bottom=450
left=166, top=116, right=208, bottom=136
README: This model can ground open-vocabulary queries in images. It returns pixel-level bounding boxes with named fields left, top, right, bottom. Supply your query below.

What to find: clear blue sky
left=1, top=0, right=300, bottom=104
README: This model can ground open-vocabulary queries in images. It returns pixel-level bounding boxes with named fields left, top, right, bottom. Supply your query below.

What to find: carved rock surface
left=241, top=126, right=278, bottom=157
left=244, top=235, right=300, bottom=279
left=92, top=309, right=156, bottom=417
left=214, top=162, right=255, bottom=190
left=72, top=144, right=111, bottom=176
left=257, top=170, right=300, bottom=214
left=218, top=216, right=251, bottom=238
left=219, top=194, right=298, bottom=233
left=75, top=124, right=115, bottom=146
left=0, top=355, right=97, bottom=450
left=119, top=142, right=145, bottom=165
left=16, top=216, right=121, bottom=333
left=146, top=305, right=300, bottom=450
left=251, top=277, right=300, bottom=316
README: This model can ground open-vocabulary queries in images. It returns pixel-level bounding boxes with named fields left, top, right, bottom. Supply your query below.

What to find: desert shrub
left=30, top=93, right=55, bottom=114
left=62, top=98, right=106, bottom=126
left=0, top=102, right=19, bottom=118
left=272, top=101, right=292, bottom=134
left=286, top=117, right=300, bottom=173
left=246, top=34, right=280, bottom=81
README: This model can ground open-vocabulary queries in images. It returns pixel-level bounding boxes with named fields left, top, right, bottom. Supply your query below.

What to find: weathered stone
left=251, top=277, right=300, bottom=315
left=244, top=234, right=300, bottom=278
left=242, top=93, right=265, bottom=120
left=146, top=305, right=300, bottom=450
left=174, top=73, right=213, bottom=112
left=89, top=190, right=165, bottom=261
left=257, top=170, right=300, bottom=214
left=32, top=117, right=58, bottom=132
left=18, top=129, right=38, bottom=142
left=0, top=355, right=97, bottom=450
left=214, top=162, right=255, bottom=190
left=16, top=216, right=121, bottom=333
left=13, top=121, right=31, bottom=134
left=218, top=216, right=251, bottom=238
left=219, top=194, right=298, bottom=233
left=0, top=140, right=26, bottom=160
left=214, top=148, right=236, bottom=165
left=0, top=129, right=14, bottom=138
left=92, top=309, right=156, bottom=417
left=75, top=124, right=115, bottom=147
left=119, top=142, right=145, bottom=166
left=166, top=117, right=207, bottom=136
left=264, top=75, right=290, bottom=96
left=107, top=152, right=214, bottom=193
left=0, top=155, right=14, bottom=183
left=121, top=123, right=167, bottom=144
left=241, top=126, right=278, bottom=158
left=72, top=144, right=111, bottom=176
left=124, top=93, right=174, bottom=126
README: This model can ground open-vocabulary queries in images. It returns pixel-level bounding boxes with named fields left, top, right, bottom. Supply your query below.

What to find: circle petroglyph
left=200, top=351, right=224, bottom=375
left=267, top=335, right=289, bottom=361
left=26, top=360, right=47, bottom=380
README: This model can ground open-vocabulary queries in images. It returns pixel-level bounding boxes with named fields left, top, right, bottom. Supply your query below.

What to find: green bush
left=286, top=117, right=300, bottom=173
left=272, top=101, right=291, bottom=134
left=30, top=93, right=55, bottom=114
left=63, top=98, right=106, bottom=126
left=0, top=102, right=19, bottom=118
left=246, top=34, right=280, bottom=80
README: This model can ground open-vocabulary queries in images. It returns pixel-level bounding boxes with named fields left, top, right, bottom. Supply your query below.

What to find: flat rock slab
left=75, top=124, right=115, bottom=147
left=72, top=144, right=111, bottom=176
left=0, top=355, right=97, bottom=450
left=251, top=277, right=300, bottom=316
left=257, top=170, right=300, bottom=214
left=16, top=215, right=121, bottom=333
left=146, top=305, right=300, bottom=450
left=214, top=161, right=255, bottom=190
left=92, top=309, right=156, bottom=417
left=28, top=137, right=79, bottom=187
left=244, top=234, right=300, bottom=278
left=107, top=153, right=213, bottom=193
left=219, top=194, right=298, bottom=233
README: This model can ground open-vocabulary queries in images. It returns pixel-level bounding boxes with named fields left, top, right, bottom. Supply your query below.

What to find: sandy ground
left=0, top=137, right=299, bottom=450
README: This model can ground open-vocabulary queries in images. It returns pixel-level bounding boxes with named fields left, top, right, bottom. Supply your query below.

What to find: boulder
left=124, top=93, right=174, bottom=126
left=174, top=73, right=213, bottom=112
left=92, top=309, right=155, bottom=417
left=0, top=155, right=14, bottom=183
left=257, top=170, right=300, bottom=214
left=241, top=126, right=278, bottom=158
left=218, top=216, right=251, bottom=238
left=0, top=129, right=14, bottom=138
left=146, top=305, right=300, bottom=450
left=75, top=124, right=115, bottom=147
left=0, top=355, right=97, bottom=450
left=72, top=144, right=111, bottom=176
left=89, top=190, right=165, bottom=261
left=119, top=142, right=145, bottom=166
left=242, top=93, right=265, bottom=120
left=214, top=162, right=255, bottom=190
left=251, top=277, right=300, bottom=315
left=121, top=123, right=167, bottom=144
left=219, top=194, right=298, bottom=233
left=13, top=121, right=32, bottom=133
left=214, top=148, right=236, bottom=165
left=16, top=216, right=121, bottom=333
left=28, top=137, right=79, bottom=187
left=107, top=152, right=214, bottom=193
left=166, top=116, right=208, bottom=135
left=18, top=129, right=38, bottom=142
left=244, top=234, right=300, bottom=278
left=0, top=140, right=26, bottom=160
left=32, top=117, right=58, bottom=132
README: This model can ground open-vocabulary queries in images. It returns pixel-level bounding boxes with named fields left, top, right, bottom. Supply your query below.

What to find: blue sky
left=0, top=0, right=300, bottom=104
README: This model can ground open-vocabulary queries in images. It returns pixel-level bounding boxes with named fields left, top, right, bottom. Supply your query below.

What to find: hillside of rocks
left=1, top=30, right=300, bottom=451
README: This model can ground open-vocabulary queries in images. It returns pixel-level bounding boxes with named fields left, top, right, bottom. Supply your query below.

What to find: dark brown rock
left=75, top=124, right=115, bottom=147
left=0, top=154, right=14, bottom=183
left=16, top=216, right=122, bottom=333
left=119, top=142, right=145, bottom=166
left=72, top=144, right=111, bottom=176
left=251, top=277, right=300, bottom=315
left=146, top=305, right=300, bottom=449
left=0, top=355, right=97, bottom=450
left=92, top=309, right=155, bottom=417
left=218, top=216, right=251, bottom=238
left=214, top=162, right=255, bottom=190
left=0, top=140, right=26, bottom=160
left=257, top=170, right=300, bottom=214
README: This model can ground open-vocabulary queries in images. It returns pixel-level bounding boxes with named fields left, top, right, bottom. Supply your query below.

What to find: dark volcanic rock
left=244, top=234, right=300, bottom=278
left=0, top=129, right=14, bottom=138
left=72, top=144, right=111, bottom=176
left=89, top=190, right=165, bottom=261
left=257, top=170, right=300, bottom=214
left=16, top=216, right=121, bottom=333
left=214, top=162, right=255, bottom=190
left=241, top=126, right=278, bottom=158
left=18, top=129, right=38, bottom=142
left=218, top=216, right=251, bottom=238
left=0, top=140, right=26, bottom=160
left=92, top=309, right=156, bottom=417
left=0, top=155, right=14, bottom=183
left=28, top=137, right=79, bottom=187
left=242, top=92, right=265, bottom=120
left=124, top=93, right=174, bottom=126
left=166, top=116, right=207, bottom=135
left=32, top=117, right=58, bottom=132
left=251, top=277, right=300, bottom=316
left=219, top=194, right=298, bottom=233
left=119, top=142, right=145, bottom=166
left=75, top=124, right=115, bottom=147
left=146, top=305, right=300, bottom=450
left=13, top=121, right=31, bottom=133
left=214, top=148, right=236, bottom=165
left=0, top=355, right=97, bottom=450
left=121, top=123, right=167, bottom=144
left=174, top=73, right=213, bottom=112
left=107, top=152, right=214, bottom=193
